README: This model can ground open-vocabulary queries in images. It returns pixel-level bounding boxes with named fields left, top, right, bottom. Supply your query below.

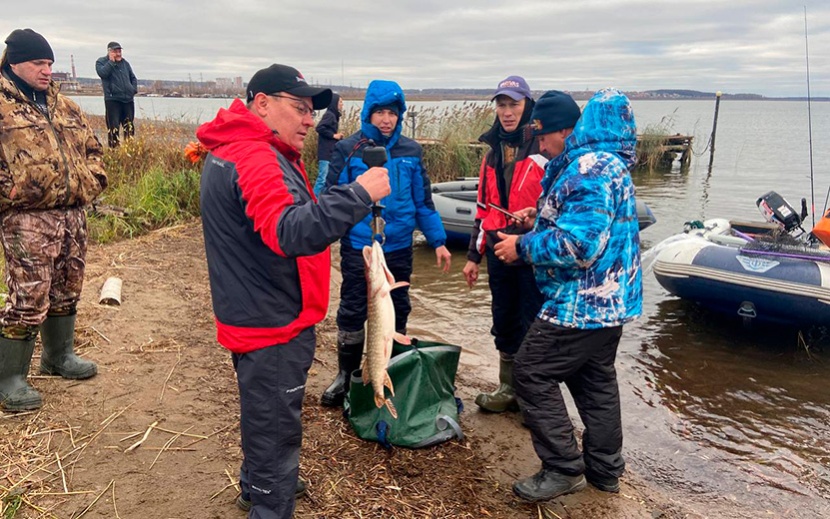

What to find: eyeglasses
left=268, top=94, right=316, bottom=118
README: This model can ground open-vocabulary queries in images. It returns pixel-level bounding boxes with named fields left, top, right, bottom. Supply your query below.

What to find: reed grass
left=303, top=103, right=493, bottom=185
left=636, top=110, right=682, bottom=171
left=85, top=115, right=202, bottom=243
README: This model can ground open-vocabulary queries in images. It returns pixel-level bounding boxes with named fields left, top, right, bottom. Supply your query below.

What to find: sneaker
left=513, top=468, right=586, bottom=502
left=236, top=478, right=307, bottom=511
left=586, top=473, right=620, bottom=493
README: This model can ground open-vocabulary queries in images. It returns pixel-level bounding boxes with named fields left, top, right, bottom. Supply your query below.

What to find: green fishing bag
left=344, top=339, right=464, bottom=449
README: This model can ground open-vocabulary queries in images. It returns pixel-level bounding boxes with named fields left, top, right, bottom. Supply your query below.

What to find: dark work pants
left=233, top=327, right=315, bottom=519
left=485, top=247, right=544, bottom=355
left=104, top=99, right=135, bottom=147
left=514, top=319, right=625, bottom=480
left=337, top=245, right=412, bottom=334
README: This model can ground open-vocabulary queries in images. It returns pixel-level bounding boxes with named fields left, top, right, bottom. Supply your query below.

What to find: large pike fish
left=362, top=241, right=410, bottom=419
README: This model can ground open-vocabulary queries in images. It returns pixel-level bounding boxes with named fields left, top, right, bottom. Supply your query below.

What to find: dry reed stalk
left=90, top=326, right=111, bottom=343
left=149, top=425, right=192, bottom=469
left=73, top=479, right=113, bottom=519
left=181, top=421, right=236, bottom=448
left=124, top=420, right=158, bottom=452
left=152, top=426, right=207, bottom=439
left=112, top=480, right=121, bottom=519
left=55, top=452, right=68, bottom=493
left=158, top=345, right=182, bottom=403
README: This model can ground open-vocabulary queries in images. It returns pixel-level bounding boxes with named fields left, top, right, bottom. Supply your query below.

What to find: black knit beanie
left=4, top=29, right=54, bottom=65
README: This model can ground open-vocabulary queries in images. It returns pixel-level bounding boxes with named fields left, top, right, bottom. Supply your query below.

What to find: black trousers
left=337, top=245, right=412, bottom=334
left=104, top=99, right=135, bottom=147
left=514, top=319, right=625, bottom=480
left=485, top=247, right=544, bottom=355
left=233, top=327, right=315, bottom=519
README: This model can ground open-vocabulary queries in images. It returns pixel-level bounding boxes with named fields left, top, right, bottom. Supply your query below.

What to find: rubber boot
left=39, top=314, right=97, bottom=380
left=475, top=352, right=519, bottom=413
left=0, top=336, right=42, bottom=411
left=320, top=330, right=364, bottom=407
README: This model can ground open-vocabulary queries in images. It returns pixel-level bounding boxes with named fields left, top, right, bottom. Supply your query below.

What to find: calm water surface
left=75, top=96, right=830, bottom=516
left=408, top=100, right=830, bottom=517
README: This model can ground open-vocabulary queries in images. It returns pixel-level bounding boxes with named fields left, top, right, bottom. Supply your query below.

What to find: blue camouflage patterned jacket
left=516, top=88, right=643, bottom=329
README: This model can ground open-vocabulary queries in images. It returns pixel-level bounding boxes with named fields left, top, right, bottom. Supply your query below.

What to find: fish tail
left=385, top=398, right=398, bottom=419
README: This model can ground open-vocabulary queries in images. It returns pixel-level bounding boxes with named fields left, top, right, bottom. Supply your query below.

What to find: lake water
left=72, top=95, right=830, bottom=516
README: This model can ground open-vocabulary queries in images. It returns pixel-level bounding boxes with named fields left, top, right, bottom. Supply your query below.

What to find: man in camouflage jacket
left=0, top=28, right=107, bottom=412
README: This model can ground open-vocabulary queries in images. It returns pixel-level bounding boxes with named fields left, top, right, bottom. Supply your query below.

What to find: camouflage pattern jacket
left=0, top=74, right=107, bottom=212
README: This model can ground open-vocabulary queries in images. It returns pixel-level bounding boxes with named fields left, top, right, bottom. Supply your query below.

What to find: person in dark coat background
left=95, top=41, right=137, bottom=147
left=313, top=93, right=343, bottom=194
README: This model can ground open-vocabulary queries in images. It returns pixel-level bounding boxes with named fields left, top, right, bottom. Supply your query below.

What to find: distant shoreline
left=66, top=91, right=830, bottom=102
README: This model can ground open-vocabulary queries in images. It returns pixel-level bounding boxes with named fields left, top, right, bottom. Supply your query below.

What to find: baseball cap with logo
left=246, top=64, right=332, bottom=109
left=492, top=75, right=532, bottom=101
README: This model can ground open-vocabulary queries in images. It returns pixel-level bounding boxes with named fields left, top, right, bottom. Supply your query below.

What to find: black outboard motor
left=756, top=191, right=802, bottom=232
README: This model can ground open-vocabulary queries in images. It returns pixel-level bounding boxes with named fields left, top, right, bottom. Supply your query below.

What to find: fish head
left=363, top=241, right=396, bottom=287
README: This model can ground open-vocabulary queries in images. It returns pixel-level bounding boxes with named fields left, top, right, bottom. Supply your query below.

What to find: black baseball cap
left=107, top=41, right=122, bottom=50
left=246, top=64, right=332, bottom=109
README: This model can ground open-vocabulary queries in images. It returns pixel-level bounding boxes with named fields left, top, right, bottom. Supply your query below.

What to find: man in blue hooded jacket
left=495, top=88, right=643, bottom=501
left=320, top=79, right=452, bottom=407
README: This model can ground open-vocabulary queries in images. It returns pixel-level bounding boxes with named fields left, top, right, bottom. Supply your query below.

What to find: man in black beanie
left=495, top=88, right=642, bottom=502
left=0, top=29, right=108, bottom=412
left=95, top=41, right=138, bottom=147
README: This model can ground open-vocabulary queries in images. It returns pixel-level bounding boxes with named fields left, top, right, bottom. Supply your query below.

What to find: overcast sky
left=2, top=1, right=828, bottom=98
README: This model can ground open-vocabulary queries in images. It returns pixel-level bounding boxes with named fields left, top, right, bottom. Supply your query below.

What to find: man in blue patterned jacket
left=494, top=88, right=643, bottom=501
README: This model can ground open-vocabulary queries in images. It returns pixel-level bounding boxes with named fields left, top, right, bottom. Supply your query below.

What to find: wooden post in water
left=707, top=91, right=722, bottom=176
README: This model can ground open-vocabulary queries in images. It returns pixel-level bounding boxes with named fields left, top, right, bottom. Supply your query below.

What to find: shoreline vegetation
left=84, top=105, right=682, bottom=245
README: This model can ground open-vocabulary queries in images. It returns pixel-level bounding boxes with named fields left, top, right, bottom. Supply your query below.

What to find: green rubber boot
left=475, top=352, right=519, bottom=413
left=0, top=336, right=42, bottom=411
left=39, top=314, right=97, bottom=380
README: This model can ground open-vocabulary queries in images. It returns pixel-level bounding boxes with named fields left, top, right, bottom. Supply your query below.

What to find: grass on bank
left=57, top=105, right=681, bottom=246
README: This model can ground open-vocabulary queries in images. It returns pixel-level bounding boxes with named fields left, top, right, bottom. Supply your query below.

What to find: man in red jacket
left=462, top=76, right=546, bottom=413
left=197, top=64, right=389, bottom=519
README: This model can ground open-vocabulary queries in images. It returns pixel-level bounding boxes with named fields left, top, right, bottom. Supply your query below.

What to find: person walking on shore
left=95, top=41, right=137, bottom=147
left=462, top=75, right=546, bottom=413
left=197, top=63, right=390, bottom=518
left=494, top=88, right=643, bottom=501
left=0, top=29, right=107, bottom=412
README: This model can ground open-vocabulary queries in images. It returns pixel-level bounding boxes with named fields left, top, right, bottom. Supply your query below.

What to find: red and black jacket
left=467, top=124, right=547, bottom=263
left=198, top=99, right=372, bottom=353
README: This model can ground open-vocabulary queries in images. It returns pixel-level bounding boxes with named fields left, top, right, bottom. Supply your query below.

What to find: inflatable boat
left=652, top=217, right=830, bottom=327
left=432, top=178, right=657, bottom=244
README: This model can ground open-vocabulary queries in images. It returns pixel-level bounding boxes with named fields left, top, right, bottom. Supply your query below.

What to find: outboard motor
left=756, top=191, right=802, bottom=232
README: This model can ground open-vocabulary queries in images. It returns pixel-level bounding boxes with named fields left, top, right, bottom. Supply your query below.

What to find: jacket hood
left=555, top=88, right=637, bottom=170
left=196, top=98, right=299, bottom=160
left=327, top=92, right=341, bottom=114
left=360, top=80, right=406, bottom=147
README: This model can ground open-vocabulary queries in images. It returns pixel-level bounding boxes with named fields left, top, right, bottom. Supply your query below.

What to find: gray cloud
left=2, top=0, right=827, bottom=97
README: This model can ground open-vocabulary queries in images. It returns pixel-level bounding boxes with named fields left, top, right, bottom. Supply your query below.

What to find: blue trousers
left=234, top=327, right=315, bottom=519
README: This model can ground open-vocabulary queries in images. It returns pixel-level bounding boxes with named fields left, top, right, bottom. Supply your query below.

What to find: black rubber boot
left=320, top=330, right=364, bottom=408
left=0, top=336, right=42, bottom=412
left=513, top=468, right=586, bottom=502
left=475, top=352, right=519, bottom=413
left=39, top=314, right=97, bottom=380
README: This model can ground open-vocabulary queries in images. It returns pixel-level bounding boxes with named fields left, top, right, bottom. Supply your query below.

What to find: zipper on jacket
left=10, top=80, right=73, bottom=206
